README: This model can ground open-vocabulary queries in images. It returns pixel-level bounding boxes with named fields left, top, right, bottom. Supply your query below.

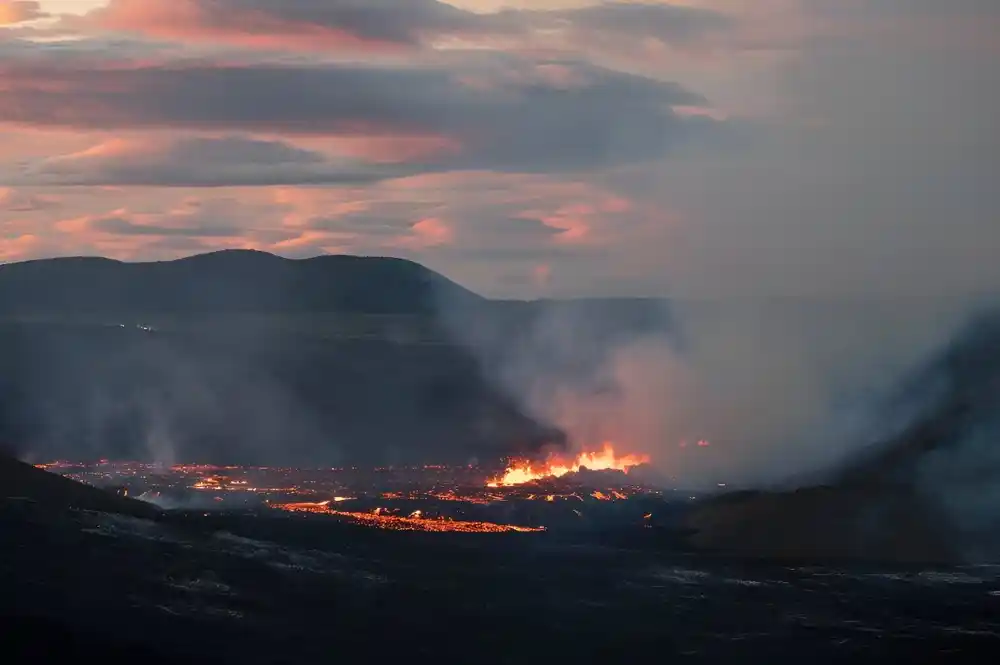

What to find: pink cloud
left=0, top=187, right=59, bottom=211
left=80, top=0, right=413, bottom=54
left=1, top=167, right=677, bottom=297
left=532, top=263, right=552, bottom=287
left=307, top=133, right=463, bottom=164
left=403, top=217, right=454, bottom=249
left=23, top=135, right=407, bottom=187
left=0, top=47, right=712, bottom=173
left=65, top=0, right=737, bottom=72
left=0, top=233, right=46, bottom=260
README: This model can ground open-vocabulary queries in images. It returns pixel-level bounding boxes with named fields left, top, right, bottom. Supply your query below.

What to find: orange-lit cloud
left=0, top=1, right=45, bottom=25
left=395, top=217, right=455, bottom=250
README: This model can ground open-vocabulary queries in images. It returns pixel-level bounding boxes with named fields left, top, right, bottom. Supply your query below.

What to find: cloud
left=538, top=2, right=733, bottom=47
left=75, top=0, right=732, bottom=55
left=0, top=1, right=46, bottom=25
left=0, top=47, right=724, bottom=172
left=45, top=196, right=310, bottom=260
left=57, top=199, right=248, bottom=238
left=21, top=135, right=413, bottom=187
left=598, top=0, right=1000, bottom=301
left=4, top=0, right=996, bottom=303
left=0, top=187, right=58, bottom=211
left=77, top=0, right=500, bottom=52
left=266, top=171, right=665, bottom=296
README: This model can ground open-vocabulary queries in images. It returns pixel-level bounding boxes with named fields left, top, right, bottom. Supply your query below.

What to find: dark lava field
left=3, top=493, right=999, bottom=665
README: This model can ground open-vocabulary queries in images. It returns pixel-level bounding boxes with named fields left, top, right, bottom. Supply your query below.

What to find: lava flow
left=487, top=442, right=650, bottom=487
left=274, top=501, right=546, bottom=533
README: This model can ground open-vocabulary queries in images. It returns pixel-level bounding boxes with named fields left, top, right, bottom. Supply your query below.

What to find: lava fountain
left=487, top=442, right=650, bottom=487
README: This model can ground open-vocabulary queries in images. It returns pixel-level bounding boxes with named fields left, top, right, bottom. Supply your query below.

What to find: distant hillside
left=0, top=454, right=159, bottom=519
left=0, top=250, right=482, bottom=315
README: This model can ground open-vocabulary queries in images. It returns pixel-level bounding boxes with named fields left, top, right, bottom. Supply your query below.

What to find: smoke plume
left=437, top=294, right=990, bottom=489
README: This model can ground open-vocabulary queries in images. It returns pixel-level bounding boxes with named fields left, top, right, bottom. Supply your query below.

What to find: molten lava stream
left=487, top=442, right=649, bottom=487
left=272, top=501, right=546, bottom=533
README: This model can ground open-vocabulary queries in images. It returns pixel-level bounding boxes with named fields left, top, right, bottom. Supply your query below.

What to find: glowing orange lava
left=272, top=501, right=545, bottom=533
left=486, top=442, right=650, bottom=487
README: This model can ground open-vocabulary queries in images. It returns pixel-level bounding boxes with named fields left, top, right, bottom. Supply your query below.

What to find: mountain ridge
left=0, top=249, right=482, bottom=315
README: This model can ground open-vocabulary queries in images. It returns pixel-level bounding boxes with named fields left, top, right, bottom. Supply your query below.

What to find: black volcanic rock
left=0, top=250, right=481, bottom=314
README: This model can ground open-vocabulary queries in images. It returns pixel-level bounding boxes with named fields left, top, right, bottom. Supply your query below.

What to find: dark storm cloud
left=0, top=50, right=722, bottom=175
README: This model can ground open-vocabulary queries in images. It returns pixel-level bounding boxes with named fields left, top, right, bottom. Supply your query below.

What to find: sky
left=1, top=0, right=998, bottom=298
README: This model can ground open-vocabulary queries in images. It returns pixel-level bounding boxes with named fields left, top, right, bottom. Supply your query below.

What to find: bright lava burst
left=487, top=442, right=650, bottom=487
left=273, top=501, right=546, bottom=533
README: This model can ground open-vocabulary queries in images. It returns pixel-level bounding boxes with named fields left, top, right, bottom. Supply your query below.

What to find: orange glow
left=272, top=502, right=545, bottom=533
left=486, top=442, right=650, bottom=487
left=590, top=489, right=629, bottom=501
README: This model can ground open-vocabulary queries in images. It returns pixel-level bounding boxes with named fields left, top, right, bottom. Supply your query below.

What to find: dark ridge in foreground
left=687, top=310, right=1000, bottom=564
left=0, top=453, right=158, bottom=519
left=0, top=249, right=481, bottom=314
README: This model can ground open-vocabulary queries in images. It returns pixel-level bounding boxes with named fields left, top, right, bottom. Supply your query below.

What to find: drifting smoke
left=0, top=253, right=560, bottom=467
left=438, top=293, right=991, bottom=490
left=7, top=318, right=332, bottom=467
left=436, top=0, right=1000, bottom=565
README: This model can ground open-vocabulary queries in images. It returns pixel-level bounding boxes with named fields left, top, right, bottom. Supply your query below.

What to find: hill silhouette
left=0, top=250, right=481, bottom=314
left=0, top=453, right=159, bottom=518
